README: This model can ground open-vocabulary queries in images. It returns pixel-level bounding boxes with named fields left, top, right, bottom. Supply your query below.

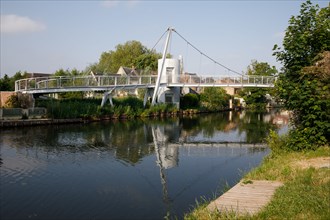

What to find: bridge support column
left=143, top=88, right=154, bottom=107
left=101, top=90, right=114, bottom=107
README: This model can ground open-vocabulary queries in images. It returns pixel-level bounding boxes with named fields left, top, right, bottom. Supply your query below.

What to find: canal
left=0, top=110, right=288, bottom=219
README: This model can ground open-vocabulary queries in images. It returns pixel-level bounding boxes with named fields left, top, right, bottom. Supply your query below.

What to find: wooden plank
left=207, top=180, right=283, bottom=215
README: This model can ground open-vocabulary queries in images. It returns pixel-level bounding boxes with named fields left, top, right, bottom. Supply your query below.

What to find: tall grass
left=257, top=167, right=330, bottom=220
left=36, top=97, right=178, bottom=119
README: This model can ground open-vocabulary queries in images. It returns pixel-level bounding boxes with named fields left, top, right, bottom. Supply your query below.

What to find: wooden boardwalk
left=207, top=180, right=283, bottom=215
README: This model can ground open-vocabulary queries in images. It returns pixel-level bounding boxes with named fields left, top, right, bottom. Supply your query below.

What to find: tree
left=200, top=87, right=230, bottom=111
left=240, top=60, right=277, bottom=108
left=273, top=1, right=330, bottom=77
left=96, top=41, right=164, bottom=74
left=0, top=71, right=27, bottom=91
left=273, top=1, right=330, bottom=149
left=98, top=40, right=147, bottom=74
left=54, top=68, right=70, bottom=77
left=0, top=74, right=11, bottom=91
left=134, top=51, right=161, bottom=73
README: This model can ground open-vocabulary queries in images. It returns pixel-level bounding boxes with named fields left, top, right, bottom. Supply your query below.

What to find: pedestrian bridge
left=14, top=27, right=276, bottom=107
left=15, top=75, right=275, bottom=94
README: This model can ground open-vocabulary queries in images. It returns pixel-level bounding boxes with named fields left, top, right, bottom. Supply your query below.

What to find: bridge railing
left=15, top=75, right=159, bottom=92
left=15, top=75, right=276, bottom=93
left=179, top=75, right=276, bottom=85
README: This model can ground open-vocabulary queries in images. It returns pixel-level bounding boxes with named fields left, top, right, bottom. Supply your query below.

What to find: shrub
left=180, top=93, right=199, bottom=109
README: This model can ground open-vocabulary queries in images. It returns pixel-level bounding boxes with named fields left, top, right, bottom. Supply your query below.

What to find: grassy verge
left=185, top=146, right=330, bottom=219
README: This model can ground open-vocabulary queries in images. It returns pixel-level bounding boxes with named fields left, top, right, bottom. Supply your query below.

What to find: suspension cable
left=173, top=29, right=243, bottom=76
left=151, top=29, right=168, bottom=51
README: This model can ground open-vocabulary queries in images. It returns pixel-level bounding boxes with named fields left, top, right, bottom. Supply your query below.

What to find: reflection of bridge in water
left=149, top=124, right=268, bottom=207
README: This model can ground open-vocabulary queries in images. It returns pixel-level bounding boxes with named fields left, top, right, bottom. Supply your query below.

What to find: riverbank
left=0, top=108, right=232, bottom=128
left=184, top=146, right=330, bottom=219
left=0, top=118, right=84, bottom=127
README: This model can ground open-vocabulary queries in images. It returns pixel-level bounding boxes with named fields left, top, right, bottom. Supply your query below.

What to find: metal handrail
left=15, top=75, right=276, bottom=93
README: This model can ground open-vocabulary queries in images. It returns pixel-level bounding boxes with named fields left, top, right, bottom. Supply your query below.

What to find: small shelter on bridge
left=144, top=58, right=181, bottom=108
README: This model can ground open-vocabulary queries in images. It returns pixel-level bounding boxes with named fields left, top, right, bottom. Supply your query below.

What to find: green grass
left=257, top=167, right=330, bottom=220
left=184, top=146, right=330, bottom=220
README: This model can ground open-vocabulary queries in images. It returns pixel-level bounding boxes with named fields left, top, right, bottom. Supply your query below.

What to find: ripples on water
left=0, top=110, right=288, bottom=219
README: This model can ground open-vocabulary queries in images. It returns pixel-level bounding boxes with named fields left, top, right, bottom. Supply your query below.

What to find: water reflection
left=2, top=110, right=288, bottom=164
left=0, top=110, right=288, bottom=220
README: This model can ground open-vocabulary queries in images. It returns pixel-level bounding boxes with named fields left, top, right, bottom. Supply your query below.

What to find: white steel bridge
left=14, top=28, right=276, bottom=107
left=15, top=74, right=275, bottom=94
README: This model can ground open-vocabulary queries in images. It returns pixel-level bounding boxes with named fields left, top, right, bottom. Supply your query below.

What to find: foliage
left=200, top=87, right=230, bottom=111
left=239, top=60, right=277, bottom=108
left=4, top=94, right=20, bottom=108
left=98, top=41, right=147, bottom=73
left=53, top=68, right=83, bottom=77
left=4, top=93, right=33, bottom=108
left=36, top=98, right=101, bottom=119
left=0, top=71, right=27, bottom=91
left=134, top=51, right=161, bottom=71
left=36, top=96, right=179, bottom=119
left=266, top=130, right=289, bottom=154
left=112, top=96, right=144, bottom=111
left=0, top=74, right=11, bottom=91
left=60, top=92, right=85, bottom=99
left=273, top=1, right=330, bottom=75
left=180, top=93, right=200, bottom=110
left=96, top=41, right=163, bottom=74
left=273, top=1, right=330, bottom=149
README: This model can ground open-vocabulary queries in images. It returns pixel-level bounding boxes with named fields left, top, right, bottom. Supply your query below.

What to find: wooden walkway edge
left=207, top=180, right=283, bottom=215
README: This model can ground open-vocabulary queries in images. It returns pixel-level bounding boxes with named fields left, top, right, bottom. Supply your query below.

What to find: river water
left=0, top=110, right=288, bottom=220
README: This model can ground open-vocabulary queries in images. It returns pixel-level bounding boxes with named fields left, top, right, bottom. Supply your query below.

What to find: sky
left=1, top=0, right=329, bottom=78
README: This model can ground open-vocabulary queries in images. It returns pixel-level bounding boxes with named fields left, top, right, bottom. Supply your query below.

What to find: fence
left=0, top=107, right=47, bottom=120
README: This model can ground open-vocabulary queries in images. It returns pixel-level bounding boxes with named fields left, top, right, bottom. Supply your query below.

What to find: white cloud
left=0, top=14, right=46, bottom=34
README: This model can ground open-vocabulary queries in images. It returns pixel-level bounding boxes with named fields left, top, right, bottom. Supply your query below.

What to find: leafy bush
left=180, top=93, right=200, bottom=109
left=4, top=94, right=20, bottom=108
left=200, top=87, right=230, bottom=111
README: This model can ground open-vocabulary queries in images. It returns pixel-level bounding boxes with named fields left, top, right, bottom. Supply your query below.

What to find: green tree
left=84, top=63, right=102, bottom=75
left=0, top=71, right=27, bottom=91
left=0, top=74, right=11, bottom=91
left=273, top=1, right=330, bottom=76
left=134, top=51, right=161, bottom=72
left=273, top=1, right=330, bottom=149
left=200, top=87, right=230, bottom=111
left=98, top=40, right=147, bottom=73
left=240, top=60, right=277, bottom=108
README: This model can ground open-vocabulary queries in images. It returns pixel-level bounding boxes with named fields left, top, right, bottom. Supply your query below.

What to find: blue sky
left=1, top=0, right=328, bottom=77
